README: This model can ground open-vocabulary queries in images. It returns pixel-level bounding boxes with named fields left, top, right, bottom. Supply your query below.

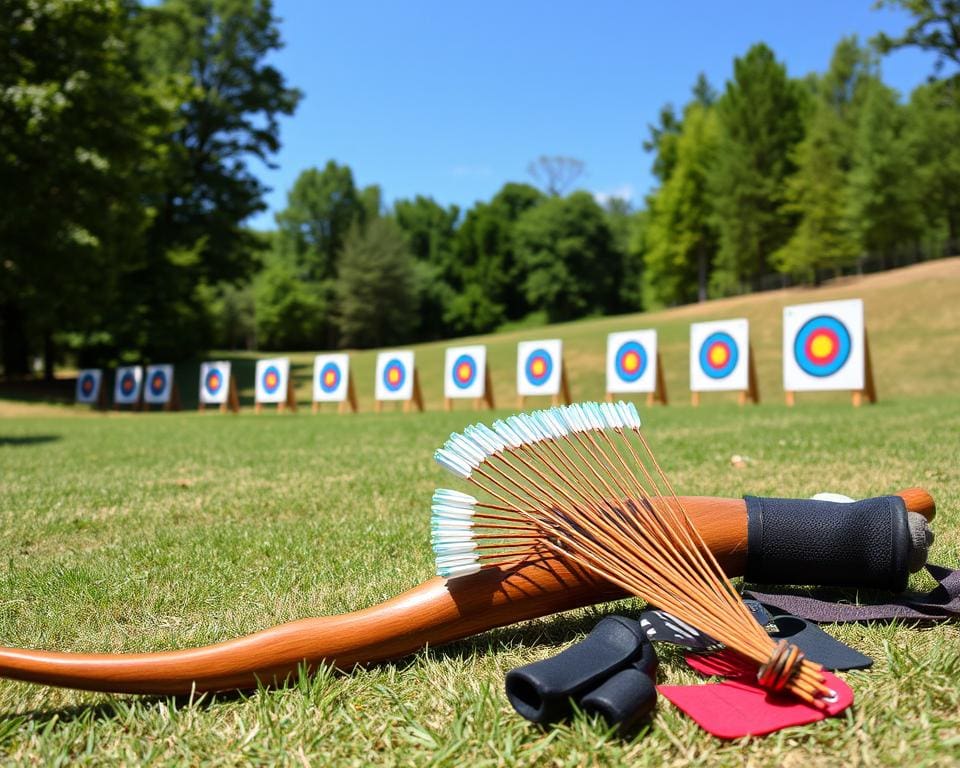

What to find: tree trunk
left=0, top=302, right=30, bottom=377
left=43, top=331, right=55, bottom=381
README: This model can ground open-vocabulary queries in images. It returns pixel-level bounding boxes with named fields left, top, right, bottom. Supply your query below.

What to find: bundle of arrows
left=431, top=401, right=834, bottom=707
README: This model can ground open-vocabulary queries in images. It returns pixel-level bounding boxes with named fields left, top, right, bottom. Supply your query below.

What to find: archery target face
left=375, top=350, right=415, bottom=400
left=113, top=366, right=143, bottom=405
left=690, top=319, right=749, bottom=392
left=143, top=364, right=174, bottom=404
left=517, top=340, right=562, bottom=396
left=313, top=353, right=349, bottom=402
left=255, top=358, right=290, bottom=404
left=783, top=299, right=864, bottom=391
left=444, top=345, right=487, bottom=399
left=199, top=361, right=231, bottom=404
left=606, top=331, right=657, bottom=393
left=75, top=369, right=102, bottom=404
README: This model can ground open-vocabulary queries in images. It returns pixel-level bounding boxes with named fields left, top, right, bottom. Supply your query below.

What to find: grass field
left=0, top=260, right=959, bottom=765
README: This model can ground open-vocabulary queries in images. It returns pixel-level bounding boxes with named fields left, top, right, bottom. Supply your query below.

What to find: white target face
left=113, top=366, right=143, bottom=405
left=255, top=358, right=290, bottom=404
left=690, top=319, right=750, bottom=392
left=375, top=350, right=415, bottom=400
left=143, top=365, right=174, bottom=404
left=517, top=340, right=562, bottom=396
left=444, top=345, right=487, bottom=399
left=199, top=361, right=232, bottom=404
left=75, top=369, right=102, bottom=404
left=606, top=330, right=658, bottom=393
left=313, top=354, right=350, bottom=402
left=783, top=299, right=865, bottom=392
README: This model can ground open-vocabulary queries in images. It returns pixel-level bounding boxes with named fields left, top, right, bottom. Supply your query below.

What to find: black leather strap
left=744, top=495, right=910, bottom=591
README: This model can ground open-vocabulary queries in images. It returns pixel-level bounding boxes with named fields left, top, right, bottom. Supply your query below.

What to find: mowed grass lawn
left=0, top=260, right=958, bottom=765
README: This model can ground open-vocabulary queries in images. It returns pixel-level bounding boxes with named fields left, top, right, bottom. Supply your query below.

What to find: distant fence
left=743, top=239, right=958, bottom=295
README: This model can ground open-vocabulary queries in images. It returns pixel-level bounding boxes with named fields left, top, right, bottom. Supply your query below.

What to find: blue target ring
left=79, top=373, right=95, bottom=396
left=614, top=341, right=648, bottom=383
left=262, top=365, right=281, bottom=395
left=524, top=349, right=553, bottom=387
left=319, top=362, right=341, bottom=394
left=699, top=332, right=739, bottom=380
left=794, top=315, right=851, bottom=377
left=119, top=371, right=137, bottom=395
left=383, top=359, right=406, bottom=392
left=149, top=370, right=167, bottom=396
left=451, top=354, right=478, bottom=390
left=205, top=369, right=224, bottom=395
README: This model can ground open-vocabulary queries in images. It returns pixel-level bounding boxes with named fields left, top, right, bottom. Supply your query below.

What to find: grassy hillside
left=0, top=260, right=958, bottom=764
left=216, top=258, right=960, bottom=411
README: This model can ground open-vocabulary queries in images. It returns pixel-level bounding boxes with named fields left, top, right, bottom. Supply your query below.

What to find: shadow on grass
left=0, top=435, right=61, bottom=447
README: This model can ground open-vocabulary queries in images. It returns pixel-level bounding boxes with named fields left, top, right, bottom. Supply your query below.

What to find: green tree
left=0, top=0, right=158, bottom=376
left=772, top=38, right=876, bottom=280
left=336, top=218, right=417, bottom=348
left=773, top=105, right=860, bottom=279
left=125, top=0, right=300, bottom=360
left=254, top=256, right=327, bottom=349
left=847, top=82, right=925, bottom=255
left=644, top=103, right=720, bottom=306
left=708, top=44, right=807, bottom=294
left=514, top=191, right=618, bottom=322
left=449, top=183, right=543, bottom=333
left=906, top=81, right=960, bottom=244
left=275, top=162, right=365, bottom=282
left=874, top=0, right=960, bottom=78
left=393, top=196, right=460, bottom=340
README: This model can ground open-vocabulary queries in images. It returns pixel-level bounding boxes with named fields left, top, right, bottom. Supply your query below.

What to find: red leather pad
left=657, top=650, right=853, bottom=739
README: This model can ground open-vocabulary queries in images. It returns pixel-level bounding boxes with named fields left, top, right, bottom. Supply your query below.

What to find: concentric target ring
left=119, top=372, right=136, bottom=395
left=452, top=354, right=478, bottom=390
left=149, top=371, right=167, bottom=396
left=699, top=332, right=739, bottom=380
left=383, top=359, right=406, bottom=392
left=794, top=315, right=851, bottom=377
left=262, top=365, right=281, bottom=395
left=614, top=341, right=648, bottom=383
left=205, top=369, right=223, bottom=395
left=79, top=374, right=95, bottom=396
left=524, top=350, right=553, bottom=387
left=319, top=362, right=341, bottom=394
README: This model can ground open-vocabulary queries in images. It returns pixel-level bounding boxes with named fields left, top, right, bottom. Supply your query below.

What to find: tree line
left=2, top=1, right=958, bottom=371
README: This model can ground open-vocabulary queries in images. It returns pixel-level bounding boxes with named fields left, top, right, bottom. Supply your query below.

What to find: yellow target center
left=623, top=352, right=639, bottom=371
left=810, top=334, right=834, bottom=359
left=709, top=346, right=728, bottom=366
left=458, top=363, right=472, bottom=380
left=324, top=372, right=336, bottom=386
left=388, top=369, right=400, bottom=384
left=531, top=359, right=545, bottom=376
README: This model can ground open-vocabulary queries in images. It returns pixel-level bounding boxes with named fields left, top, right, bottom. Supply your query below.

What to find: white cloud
left=593, top=183, right=635, bottom=206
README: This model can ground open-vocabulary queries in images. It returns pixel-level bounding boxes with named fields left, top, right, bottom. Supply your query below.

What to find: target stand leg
left=691, top=391, right=700, bottom=407
left=646, top=353, right=669, bottom=406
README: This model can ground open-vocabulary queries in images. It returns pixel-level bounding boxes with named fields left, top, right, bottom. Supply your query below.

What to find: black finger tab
left=504, top=616, right=651, bottom=725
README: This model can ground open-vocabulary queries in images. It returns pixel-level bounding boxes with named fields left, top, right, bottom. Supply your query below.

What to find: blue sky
left=247, top=1, right=937, bottom=229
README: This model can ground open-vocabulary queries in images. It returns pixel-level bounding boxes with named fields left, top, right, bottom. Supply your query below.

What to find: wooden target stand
left=312, top=378, right=359, bottom=414
left=691, top=346, right=760, bottom=406
left=785, top=332, right=877, bottom=407
left=255, top=378, right=298, bottom=414
left=198, top=378, right=240, bottom=414
left=143, top=383, right=182, bottom=412
left=517, top=361, right=572, bottom=409
left=375, top=369, right=425, bottom=413
left=607, top=352, right=668, bottom=406
left=445, top=367, right=496, bottom=411
left=86, top=386, right=109, bottom=411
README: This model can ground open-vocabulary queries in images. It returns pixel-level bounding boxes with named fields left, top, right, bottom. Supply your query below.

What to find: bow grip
left=744, top=495, right=925, bottom=591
